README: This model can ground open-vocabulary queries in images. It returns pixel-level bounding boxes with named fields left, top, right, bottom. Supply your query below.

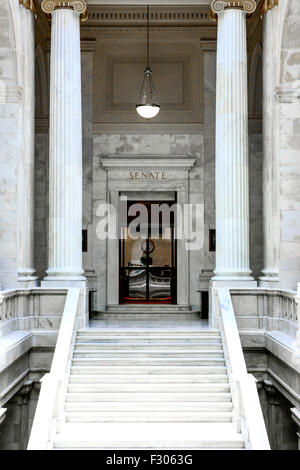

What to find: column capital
left=19, top=0, right=38, bottom=19
left=41, top=0, right=88, bottom=21
left=211, top=1, right=257, bottom=15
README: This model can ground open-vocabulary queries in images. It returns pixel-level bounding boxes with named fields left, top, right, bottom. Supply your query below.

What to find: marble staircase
left=53, top=323, right=245, bottom=449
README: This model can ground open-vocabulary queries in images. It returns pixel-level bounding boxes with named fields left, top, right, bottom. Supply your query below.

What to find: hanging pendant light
left=136, top=5, right=160, bottom=119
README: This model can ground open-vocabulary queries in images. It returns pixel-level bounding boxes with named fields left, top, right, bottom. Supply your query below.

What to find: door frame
left=101, top=157, right=195, bottom=309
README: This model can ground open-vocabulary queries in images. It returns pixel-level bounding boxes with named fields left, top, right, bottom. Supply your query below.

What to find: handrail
left=27, top=287, right=83, bottom=450
left=216, top=287, right=270, bottom=450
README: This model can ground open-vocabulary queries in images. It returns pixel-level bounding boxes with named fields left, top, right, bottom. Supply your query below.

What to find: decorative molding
left=93, top=123, right=204, bottom=135
left=84, top=5, right=211, bottom=28
left=276, top=88, right=300, bottom=104
left=258, top=0, right=279, bottom=19
left=0, top=87, right=23, bottom=104
left=41, top=0, right=88, bottom=21
left=80, top=39, right=96, bottom=52
left=201, top=40, right=217, bottom=51
left=211, top=0, right=257, bottom=18
left=101, top=157, right=196, bottom=172
left=19, top=0, right=38, bottom=19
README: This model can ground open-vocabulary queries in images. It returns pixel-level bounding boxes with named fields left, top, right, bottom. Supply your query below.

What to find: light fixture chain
left=147, top=5, right=150, bottom=69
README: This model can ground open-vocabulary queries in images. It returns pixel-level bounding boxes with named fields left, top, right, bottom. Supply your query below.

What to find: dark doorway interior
left=119, top=200, right=177, bottom=304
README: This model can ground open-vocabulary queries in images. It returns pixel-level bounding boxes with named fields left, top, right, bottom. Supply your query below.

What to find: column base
left=210, top=276, right=257, bottom=288
left=41, top=277, right=87, bottom=288
left=42, top=267, right=87, bottom=288
left=17, top=269, right=39, bottom=287
left=258, top=269, right=279, bottom=288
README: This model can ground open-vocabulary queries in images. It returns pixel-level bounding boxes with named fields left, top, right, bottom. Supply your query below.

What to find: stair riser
left=65, top=413, right=233, bottom=423
left=65, top=403, right=233, bottom=412
left=73, top=351, right=224, bottom=358
left=72, top=359, right=226, bottom=366
left=68, top=375, right=229, bottom=384
left=67, top=384, right=231, bottom=393
left=74, top=343, right=223, bottom=350
left=78, top=331, right=220, bottom=337
left=70, top=366, right=227, bottom=375
left=54, top=441, right=244, bottom=449
left=76, top=337, right=221, bottom=344
left=65, top=393, right=232, bottom=402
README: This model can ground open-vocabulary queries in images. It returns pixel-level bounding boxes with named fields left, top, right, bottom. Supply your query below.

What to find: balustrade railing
left=27, top=288, right=84, bottom=450
left=215, top=287, right=270, bottom=450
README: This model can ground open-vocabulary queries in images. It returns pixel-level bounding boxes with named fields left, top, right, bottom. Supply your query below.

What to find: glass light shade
left=136, top=66, right=160, bottom=120
left=136, top=104, right=160, bottom=119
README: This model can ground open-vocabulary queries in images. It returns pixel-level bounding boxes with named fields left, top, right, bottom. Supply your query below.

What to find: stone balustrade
left=0, top=288, right=68, bottom=335
left=0, top=291, right=17, bottom=323
left=229, top=288, right=298, bottom=337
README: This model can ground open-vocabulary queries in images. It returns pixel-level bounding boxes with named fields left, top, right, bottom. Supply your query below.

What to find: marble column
left=211, top=0, right=256, bottom=286
left=258, top=6, right=280, bottom=287
left=41, top=0, right=87, bottom=286
left=17, top=2, right=38, bottom=286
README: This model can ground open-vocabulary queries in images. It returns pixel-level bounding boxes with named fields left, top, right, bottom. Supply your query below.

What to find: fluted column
left=211, top=0, right=256, bottom=285
left=41, top=0, right=87, bottom=286
left=17, top=2, right=38, bottom=286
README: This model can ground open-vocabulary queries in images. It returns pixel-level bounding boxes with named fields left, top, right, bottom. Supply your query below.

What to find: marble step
left=70, top=365, right=227, bottom=375
left=74, top=341, right=223, bottom=350
left=53, top=422, right=244, bottom=449
left=67, top=383, right=231, bottom=393
left=65, top=401, right=233, bottom=412
left=72, top=357, right=226, bottom=366
left=65, top=411, right=233, bottom=423
left=73, top=349, right=224, bottom=358
left=65, top=391, right=232, bottom=402
left=76, top=336, right=221, bottom=344
left=77, top=330, right=220, bottom=337
left=69, top=373, right=229, bottom=384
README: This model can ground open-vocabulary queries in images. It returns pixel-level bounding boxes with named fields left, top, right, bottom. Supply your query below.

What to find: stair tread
left=69, top=374, right=229, bottom=382
left=73, top=349, right=224, bottom=353
left=54, top=422, right=244, bottom=448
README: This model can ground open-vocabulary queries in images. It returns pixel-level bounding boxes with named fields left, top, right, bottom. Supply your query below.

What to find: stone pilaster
left=258, top=4, right=280, bottom=288
left=41, top=0, right=87, bottom=286
left=211, top=0, right=256, bottom=286
left=17, top=0, right=38, bottom=287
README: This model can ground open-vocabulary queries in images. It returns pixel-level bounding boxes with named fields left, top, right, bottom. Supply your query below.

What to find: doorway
left=119, top=200, right=177, bottom=304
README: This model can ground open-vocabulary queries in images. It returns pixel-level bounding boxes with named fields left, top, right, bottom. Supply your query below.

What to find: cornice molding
left=83, top=5, right=211, bottom=28
left=210, top=0, right=257, bottom=19
left=41, top=0, right=88, bottom=21
left=258, top=0, right=279, bottom=19
left=101, top=157, right=196, bottom=172
left=19, top=0, right=39, bottom=19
